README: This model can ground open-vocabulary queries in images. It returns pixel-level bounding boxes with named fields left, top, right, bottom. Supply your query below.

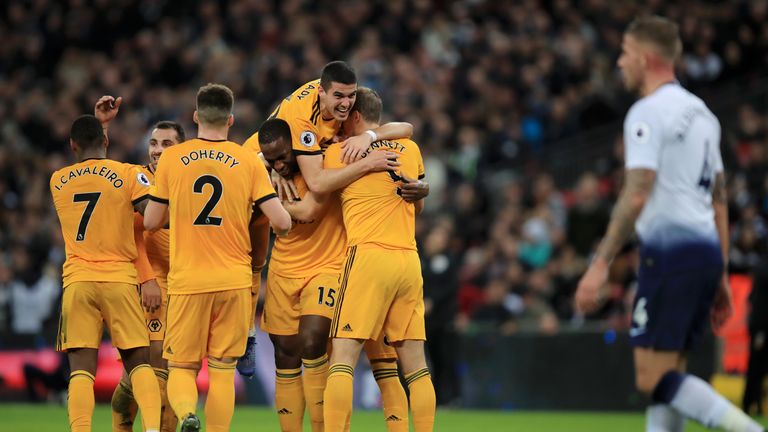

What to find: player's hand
left=271, top=170, right=299, bottom=202
left=399, top=174, right=429, bottom=202
left=340, top=132, right=375, bottom=164
left=711, top=274, right=733, bottom=331
left=94, top=95, right=122, bottom=125
left=141, top=279, right=162, bottom=313
left=363, top=150, right=400, bottom=172
left=575, top=258, right=609, bottom=314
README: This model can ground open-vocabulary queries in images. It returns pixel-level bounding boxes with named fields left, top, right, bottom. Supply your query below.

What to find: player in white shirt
left=575, top=16, right=764, bottom=432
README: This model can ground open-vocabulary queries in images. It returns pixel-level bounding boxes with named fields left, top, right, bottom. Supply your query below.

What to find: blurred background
left=1, top=0, right=767, bottom=416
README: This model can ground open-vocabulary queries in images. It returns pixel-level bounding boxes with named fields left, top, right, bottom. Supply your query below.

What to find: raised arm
left=340, top=122, right=414, bottom=163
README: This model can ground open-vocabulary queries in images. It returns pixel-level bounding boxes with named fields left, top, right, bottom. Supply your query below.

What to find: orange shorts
left=145, top=278, right=168, bottom=342
left=163, top=288, right=250, bottom=363
left=57, top=281, right=148, bottom=351
left=261, top=271, right=338, bottom=335
left=331, top=246, right=425, bottom=343
left=364, top=332, right=398, bottom=361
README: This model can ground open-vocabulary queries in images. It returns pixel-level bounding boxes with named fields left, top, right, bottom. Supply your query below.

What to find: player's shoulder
left=280, top=79, right=321, bottom=119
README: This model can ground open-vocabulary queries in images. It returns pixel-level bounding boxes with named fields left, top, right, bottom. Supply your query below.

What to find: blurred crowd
left=1, top=0, right=768, bottom=394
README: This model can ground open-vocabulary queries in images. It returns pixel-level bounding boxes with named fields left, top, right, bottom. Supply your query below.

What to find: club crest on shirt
left=631, top=121, right=651, bottom=145
left=300, top=131, right=317, bottom=148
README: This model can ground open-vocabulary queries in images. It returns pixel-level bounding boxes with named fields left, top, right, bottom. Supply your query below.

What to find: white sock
left=647, top=404, right=685, bottom=432
left=248, top=326, right=257, bottom=338
left=670, top=374, right=763, bottom=432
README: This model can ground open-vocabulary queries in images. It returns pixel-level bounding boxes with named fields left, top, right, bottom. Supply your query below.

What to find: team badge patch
left=300, top=131, right=317, bottom=148
left=137, top=172, right=151, bottom=186
left=148, top=319, right=162, bottom=333
left=631, top=121, right=650, bottom=145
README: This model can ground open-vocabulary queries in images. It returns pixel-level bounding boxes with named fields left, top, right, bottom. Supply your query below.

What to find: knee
left=301, top=333, right=328, bottom=360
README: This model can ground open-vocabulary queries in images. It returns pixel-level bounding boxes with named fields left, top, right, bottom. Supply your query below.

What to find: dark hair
left=196, top=83, right=234, bottom=126
left=258, top=118, right=292, bottom=146
left=320, top=61, right=357, bottom=90
left=351, top=87, right=382, bottom=123
left=152, top=120, right=186, bottom=143
left=626, top=16, right=682, bottom=62
left=70, top=115, right=105, bottom=150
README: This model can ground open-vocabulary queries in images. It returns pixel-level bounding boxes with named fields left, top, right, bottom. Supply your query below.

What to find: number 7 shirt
left=324, top=139, right=425, bottom=251
left=50, top=158, right=150, bottom=287
left=149, top=138, right=277, bottom=294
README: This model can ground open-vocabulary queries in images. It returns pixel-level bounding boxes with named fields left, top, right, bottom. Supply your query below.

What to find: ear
left=318, top=85, right=326, bottom=97
left=193, top=110, right=199, bottom=124
left=228, top=114, right=234, bottom=127
left=69, top=138, right=78, bottom=154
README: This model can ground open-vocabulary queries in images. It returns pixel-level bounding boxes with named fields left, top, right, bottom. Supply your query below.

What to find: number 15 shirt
left=149, top=138, right=277, bottom=294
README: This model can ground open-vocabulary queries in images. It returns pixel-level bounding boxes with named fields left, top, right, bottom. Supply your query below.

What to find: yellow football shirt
left=269, top=174, right=346, bottom=278
left=324, top=139, right=425, bottom=251
left=244, top=79, right=340, bottom=155
left=50, top=158, right=151, bottom=287
left=150, top=138, right=277, bottom=294
left=139, top=165, right=170, bottom=281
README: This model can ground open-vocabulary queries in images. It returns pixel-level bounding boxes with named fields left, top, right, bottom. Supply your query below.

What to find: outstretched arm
left=298, top=151, right=400, bottom=194
left=340, top=122, right=414, bottom=163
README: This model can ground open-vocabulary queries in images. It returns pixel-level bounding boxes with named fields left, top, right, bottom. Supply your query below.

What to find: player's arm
left=94, top=95, right=123, bottom=141
left=133, top=213, right=161, bottom=313
left=249, top=216, right=270, bottom=273
left=257, top=197, right=291, bottom=236
left=340, top=122, right=414, bottom=163
left=283, top=191, right=330, bottom=222
left=593, top=168, right=656, bottom=264
left=711, top=171, right=733, bottom=329
left=144, top=200, right=169, bottom=232
left=298, top=151, right=399, bottom=194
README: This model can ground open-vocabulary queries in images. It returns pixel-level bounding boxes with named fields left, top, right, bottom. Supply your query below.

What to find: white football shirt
left=624, top=82, right=723, bottom=248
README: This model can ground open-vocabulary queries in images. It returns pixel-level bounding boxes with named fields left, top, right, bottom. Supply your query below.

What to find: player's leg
left=298, top=273, right=339, bottom=432
left=111, top=369, right=138, bottom=432
left=58, top=281, right=106, bottom=432
left=365, top=337, right=408, bottom=431
left=387, top=250, right=435, bottom=432
left=119, top=346, right=162, bottom=432
left=239, top=219, right=269, bottom=377
left=163, top=293, right=210, bottom=431
left=204, top=288, right=251, bottom=432
left=298, top=315, right=331, bottom=432
left=632, top=255, right=762, bottom=432
left=325, top=337, right=366, bottom=432
left=270, top=333, right=305, bottom=432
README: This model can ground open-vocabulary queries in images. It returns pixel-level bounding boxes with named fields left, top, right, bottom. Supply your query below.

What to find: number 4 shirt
left=324, top=139, right=425, bottom=251
left=50, top=158, right=150, bottom=287
left=623, top=83, right=723, bottom=247
left=149, top=138, right=277, bottom=294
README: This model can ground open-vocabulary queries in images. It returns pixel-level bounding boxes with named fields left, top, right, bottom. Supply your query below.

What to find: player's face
left=320, top=82, right=357, bottom=122
left=261, top=137, right=297, bottom=178
left=148, top=128, right=180, bottom=169
left=618, top=34, right=645, bottom=92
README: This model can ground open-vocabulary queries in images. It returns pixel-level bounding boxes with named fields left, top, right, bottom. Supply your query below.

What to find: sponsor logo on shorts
left=165, top=346, right=174, bottom=354
left=342, top=323, right=353, bottom=332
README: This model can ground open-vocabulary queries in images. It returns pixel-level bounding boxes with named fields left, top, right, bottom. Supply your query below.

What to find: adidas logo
left=277, top=408, right=292, bottom=415
left=386, top=415, right=402, bottom=422
left=315, top=400, right=324, bottom=406
left=165, top=346, right=174, bottom=354
left=342, top=323, right=353, bottom=332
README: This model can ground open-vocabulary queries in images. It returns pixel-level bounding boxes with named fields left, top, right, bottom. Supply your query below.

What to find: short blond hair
left=626, top=16, right=683, bottom=62
left=196, top=83, right=234, bottom=126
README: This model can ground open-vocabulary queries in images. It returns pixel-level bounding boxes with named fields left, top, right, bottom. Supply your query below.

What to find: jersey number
left=73, top=192, right=101, bottom=241
left=193, top=175, right=223, bottom=226
left=317, top=286, right=336, bottom=307
left=388, top=170, right=404, bottom=196
left=697, top=140, right=713, bottom=192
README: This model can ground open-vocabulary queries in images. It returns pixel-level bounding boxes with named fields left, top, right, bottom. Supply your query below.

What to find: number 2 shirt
left=50, top=158, right=150, bottom=287
left=150, top=138, right=276, bottom=294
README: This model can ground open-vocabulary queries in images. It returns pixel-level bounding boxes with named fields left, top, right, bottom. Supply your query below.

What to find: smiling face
left=261, top=136, right=297, bottom=179
left=148, top=127, right=181, bottom=169
left=319, top=81, right=357, bottom=122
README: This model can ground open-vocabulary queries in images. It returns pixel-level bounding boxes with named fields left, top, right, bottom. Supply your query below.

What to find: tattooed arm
left=575, top=168, right=656, bottom=313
